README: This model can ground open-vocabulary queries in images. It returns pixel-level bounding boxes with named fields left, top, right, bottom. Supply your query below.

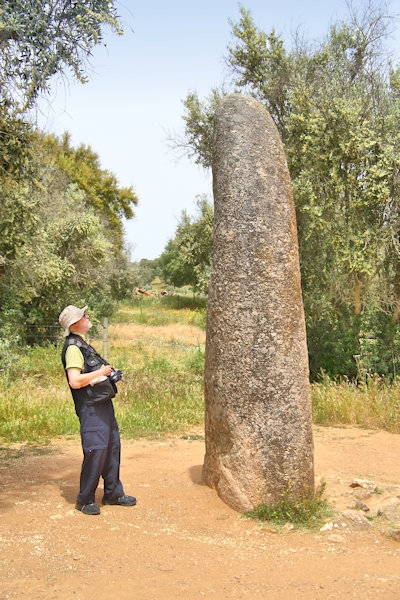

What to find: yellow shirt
left=65, top=333, right=87, bottom=371
left=65, top=345, right=84, bottom=371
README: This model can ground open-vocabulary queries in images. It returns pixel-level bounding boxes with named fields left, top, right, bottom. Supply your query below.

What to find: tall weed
left=312, top=372, right=400, bottom=433
left=0, top=303, right=205, bottom=443
left=1, top=300, right=400, bottom=444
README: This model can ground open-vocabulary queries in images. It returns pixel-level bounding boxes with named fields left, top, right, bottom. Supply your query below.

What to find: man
left=59, top=304, right=136, bottom=515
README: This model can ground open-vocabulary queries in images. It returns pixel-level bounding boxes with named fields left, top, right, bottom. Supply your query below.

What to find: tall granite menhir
left=202, top=94, right=314, bottom=512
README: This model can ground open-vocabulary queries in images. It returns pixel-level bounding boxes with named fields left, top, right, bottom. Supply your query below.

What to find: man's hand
left=67, top=364, right=112, bottom=389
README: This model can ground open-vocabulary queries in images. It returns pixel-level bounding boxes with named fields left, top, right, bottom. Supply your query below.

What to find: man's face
left=71, top=313, right=92, bottom=334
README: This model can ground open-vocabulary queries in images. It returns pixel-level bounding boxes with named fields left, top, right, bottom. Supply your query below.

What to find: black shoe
left=102, top=494, right=136, bottom=506
left=75, top=501, right=101, bottom=515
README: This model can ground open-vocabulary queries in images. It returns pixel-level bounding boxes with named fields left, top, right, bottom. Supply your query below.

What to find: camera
left=110, top=368, right=123, bottom=383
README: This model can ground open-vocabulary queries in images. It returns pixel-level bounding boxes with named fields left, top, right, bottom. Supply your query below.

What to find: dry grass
left=311, top=374, right=400, bottom=433
left=108, top=322, right=206, bottom=347
left=1, top=299, right=400, bottom=443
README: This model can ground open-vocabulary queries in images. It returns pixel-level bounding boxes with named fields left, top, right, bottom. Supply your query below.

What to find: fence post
left=103, top=317, right=108, bottom=361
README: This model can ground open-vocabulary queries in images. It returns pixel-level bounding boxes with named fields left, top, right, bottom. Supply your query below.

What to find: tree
left=0, top=162, right=116, bottom=343
left=179, top=90, right=222, bottom=170
left=0, top=0, right=137, bottom=353
left=282, top=7, right=400, bottom=377
left=130, top=258, right=163, bottom=289
left=0, top=0, right=127, bottom=270
left=177, top=3, right=400, bottom=378
left=0, top=0, right=122, bottom=113
left=228, top=9, right=293, bottom=137
left=41, top=133, right=138, bottom=252
left=160, top=195, right=214, bottom=294
left=0, top=130, right=138, bottom=348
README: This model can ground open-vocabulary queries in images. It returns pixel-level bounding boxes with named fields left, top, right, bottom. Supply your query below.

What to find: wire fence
left=25, top=324, right=62, bottom=345
left=24, top=319, right=110, bottom=358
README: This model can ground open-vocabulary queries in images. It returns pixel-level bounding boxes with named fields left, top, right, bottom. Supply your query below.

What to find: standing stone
left=202, top=94, right=314, bottom=512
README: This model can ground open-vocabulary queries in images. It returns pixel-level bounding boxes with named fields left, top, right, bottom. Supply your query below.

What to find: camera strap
left=66, top=334, right=109, bottom=367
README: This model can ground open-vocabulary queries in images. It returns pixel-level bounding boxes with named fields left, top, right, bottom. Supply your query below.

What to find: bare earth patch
left=1, top=425, right=400, bottom=599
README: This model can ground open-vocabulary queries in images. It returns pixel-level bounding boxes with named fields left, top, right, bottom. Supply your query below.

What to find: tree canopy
left=0, top=132, right=138, bottom=350
left=0, top=0, right=121, bottom=113
left=42, top=133, right=138, bottom=251
left=160, top=195, right=213, bottom=294
left=0, top=1, right=137, bottom=362
left=175, top=2, right=400, bottom=379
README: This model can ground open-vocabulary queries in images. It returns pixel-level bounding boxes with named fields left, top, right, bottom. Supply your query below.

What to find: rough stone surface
left=377, top=498, right=400, bottom=522
left=334, top=510, right=373, bottom=531
left=202, top=93, right=314, bottom=512
left=390, top=529, right=400, bottom=542
left=349, top=479, right=377, bottom=493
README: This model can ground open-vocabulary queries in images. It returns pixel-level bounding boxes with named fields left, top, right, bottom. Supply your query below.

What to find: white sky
left=36, top=0, right=400, bottom=261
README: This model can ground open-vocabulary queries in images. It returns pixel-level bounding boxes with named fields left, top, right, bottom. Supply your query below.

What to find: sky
left=37, top=0, right=400, bottom=261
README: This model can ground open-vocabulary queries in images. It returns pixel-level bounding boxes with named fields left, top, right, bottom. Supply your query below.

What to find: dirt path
left=1, top=425, right=400, bottom=599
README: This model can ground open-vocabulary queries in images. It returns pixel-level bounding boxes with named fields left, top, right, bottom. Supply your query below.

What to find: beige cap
left=58, top=305, right=88, bottom=336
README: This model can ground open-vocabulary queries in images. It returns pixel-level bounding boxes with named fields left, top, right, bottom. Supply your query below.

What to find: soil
left=1, top=425, right=400, bottom=600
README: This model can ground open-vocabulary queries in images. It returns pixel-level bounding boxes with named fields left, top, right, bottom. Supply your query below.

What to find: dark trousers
left=76, top=400, right=124, bottom=505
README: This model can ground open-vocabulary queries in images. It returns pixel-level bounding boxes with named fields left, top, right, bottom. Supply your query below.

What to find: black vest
left=61, top=334, right=117, bottom=407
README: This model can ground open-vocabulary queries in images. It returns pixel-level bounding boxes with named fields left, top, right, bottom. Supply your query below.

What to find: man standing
left=59, top=304, right=136, bottom=515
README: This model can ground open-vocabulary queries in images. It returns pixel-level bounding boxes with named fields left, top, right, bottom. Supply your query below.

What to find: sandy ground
left=1, top=425, right=400, bottom=600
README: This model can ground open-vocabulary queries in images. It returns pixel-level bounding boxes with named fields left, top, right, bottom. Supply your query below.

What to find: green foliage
left=0, top=0, right=122, bottom=113
left=307, top=309, right=400, bottom=380
left=180, top=90, right=222, bottom=169
left=228, top=9, right=292, bottom=135
left=244, top=481, right=333, bottom=530
left=0, top=173, right=116, bottom=342
left=130, top=258, right=163, bottom=289
left=0, top=178, right=39, bottom=261
left=0, top=130, right=137, bottom=346
left=43, top=133, right=138, bottom=251
left=1, top=197, right=122, bottom=346
left=160, top=195, right=213, bottom=294
left=0, top=1, right=134, bottom=349
left=177, top=2, right=400, bottom=380
left=287, top=23, right=400, bottom=330
left=0, top=105, right=35, bottom=181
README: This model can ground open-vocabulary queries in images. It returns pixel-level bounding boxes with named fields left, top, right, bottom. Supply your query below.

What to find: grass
left=1, top=296, right=400, bottom=446
left=121, top=294, right=207, bottom=328
left=0, top=298, right=206, bottom=444
left=311, top=372, right=400, bottom=433
left=1, top=296, right=400, bottom=529
left=244, top=481, right=334, bottom=531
